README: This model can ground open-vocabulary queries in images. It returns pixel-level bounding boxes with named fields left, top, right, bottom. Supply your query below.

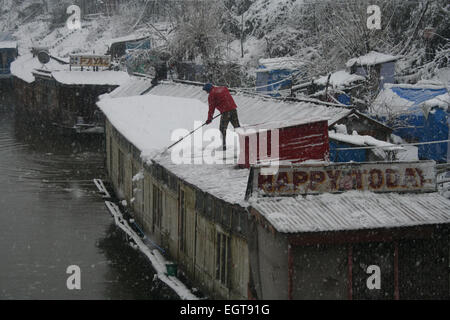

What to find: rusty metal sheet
left=248, top=161, right=436, bottom=197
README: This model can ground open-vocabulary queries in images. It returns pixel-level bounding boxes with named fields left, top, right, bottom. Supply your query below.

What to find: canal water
left=0, top=91, right=174, bottom=299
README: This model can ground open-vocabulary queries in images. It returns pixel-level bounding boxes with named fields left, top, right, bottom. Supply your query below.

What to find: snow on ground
left=227, top=36, right=266, bottom=72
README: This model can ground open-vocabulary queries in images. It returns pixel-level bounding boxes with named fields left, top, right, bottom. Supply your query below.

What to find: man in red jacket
left=203, top=83, right=241, bottom=151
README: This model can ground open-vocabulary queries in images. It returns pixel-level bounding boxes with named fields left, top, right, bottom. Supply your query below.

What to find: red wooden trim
left=394, top=241, right=399, bottom=300
left=288, top=244, right=294, bottom=300
left=348, top=245, right=353, bottom=300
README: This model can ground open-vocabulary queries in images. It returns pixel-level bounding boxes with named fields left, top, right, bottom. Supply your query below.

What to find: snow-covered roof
left=108, top=34, right=151, bottom=47
left=98, top=94, right=214, bottom=152
left=257, top=57, right=304, bottom=71
left=371, top=83, right=450, bottom=116
left=10, top=53, right=68, bottom=83
left=329, top=131, right=402, bottom=150
left=51, top=70, right=129, bottom=86
left=315, top=70, right=365, bottom=88
left=148, top=82, right=353, bottom=127
left=346, top=51, right=399, bottom=68
left=0, top=41, right=17, bottom=49
left=97, top=93, right=248, bottom=205
left=101, top=76, right=153, bottom=99
left=250, top=191, right=450, bottom=233
left=158, top=154, right=249, bottom=205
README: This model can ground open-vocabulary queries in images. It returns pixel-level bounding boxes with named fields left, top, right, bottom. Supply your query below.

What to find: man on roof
left=203, top=83, right=241, bottom=151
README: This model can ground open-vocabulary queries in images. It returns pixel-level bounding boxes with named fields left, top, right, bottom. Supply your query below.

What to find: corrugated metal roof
left=104, top=77, right=153, bottom=99
left=250, top=191, right=450, bottom=233
left=149, top=82, right=352, bottom=127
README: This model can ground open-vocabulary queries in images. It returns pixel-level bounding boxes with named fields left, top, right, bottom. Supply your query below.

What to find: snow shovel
left=160, top=113, right=222, bottom=155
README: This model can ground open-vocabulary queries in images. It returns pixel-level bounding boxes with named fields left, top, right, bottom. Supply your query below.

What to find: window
left=216, top=231, right=231, bottom=286
left=179, top=190, right=186, bottom=253
left=152, top=185, right=162, bottom=232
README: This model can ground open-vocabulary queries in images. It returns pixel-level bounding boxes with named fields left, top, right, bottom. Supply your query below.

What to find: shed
left=236, top=119, right=329, bottom=168
left=346, top=51, right=400, bottom=92
left=371, top=83, right=450, bottom=162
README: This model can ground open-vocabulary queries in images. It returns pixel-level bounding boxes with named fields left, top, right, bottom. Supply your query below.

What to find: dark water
left=0, top=91, right=173, bottom=300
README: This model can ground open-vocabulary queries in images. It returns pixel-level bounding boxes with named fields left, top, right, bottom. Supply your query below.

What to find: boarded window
left=179, top=189, right=187, bottom=253
left=216, top=231, right=231, bottom=286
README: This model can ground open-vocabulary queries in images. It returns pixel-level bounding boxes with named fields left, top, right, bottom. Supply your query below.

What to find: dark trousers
left=219, top=109, right=240, bottom=149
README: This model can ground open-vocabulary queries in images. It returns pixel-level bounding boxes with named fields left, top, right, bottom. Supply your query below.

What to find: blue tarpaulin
left=382, top=86, right=449, bottom=162
left=391, top=87, right=447, bottom=105
left=256, top=68, right=294, bottom=97
left=329, top=140, right=367, bottom=162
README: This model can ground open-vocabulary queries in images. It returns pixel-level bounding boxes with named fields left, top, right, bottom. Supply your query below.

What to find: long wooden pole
left=161, top=113, right=222, bottom=154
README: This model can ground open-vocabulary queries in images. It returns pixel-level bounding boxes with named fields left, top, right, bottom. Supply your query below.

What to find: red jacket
left=207, top=86, right=237, bottom=121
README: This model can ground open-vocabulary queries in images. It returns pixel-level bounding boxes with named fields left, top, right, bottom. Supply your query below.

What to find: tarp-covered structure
left=372, top=83, right=450, bottom=162
left=256, top=57, right=305, bottom=96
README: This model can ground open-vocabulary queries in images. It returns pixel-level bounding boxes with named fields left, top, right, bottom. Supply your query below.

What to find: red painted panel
left=238, top=120, right=329, bottom=168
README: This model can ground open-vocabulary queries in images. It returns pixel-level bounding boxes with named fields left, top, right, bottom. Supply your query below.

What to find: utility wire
left=334, top=139, right=450, bottom=151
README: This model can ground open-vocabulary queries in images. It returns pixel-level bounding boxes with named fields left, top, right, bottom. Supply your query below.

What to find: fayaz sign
left=70, top=55, right=111, bottom=68
left=248, top=161, right=436, bottom=197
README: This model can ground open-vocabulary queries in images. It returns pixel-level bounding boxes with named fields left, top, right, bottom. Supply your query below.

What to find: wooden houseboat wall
left=247, top=213, right=450, bottom=300
left=13, top=72, right=118, bottom=128
left=105, top=119, right=250, bottom=299
left=12, top=77, right=35, bottom=118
